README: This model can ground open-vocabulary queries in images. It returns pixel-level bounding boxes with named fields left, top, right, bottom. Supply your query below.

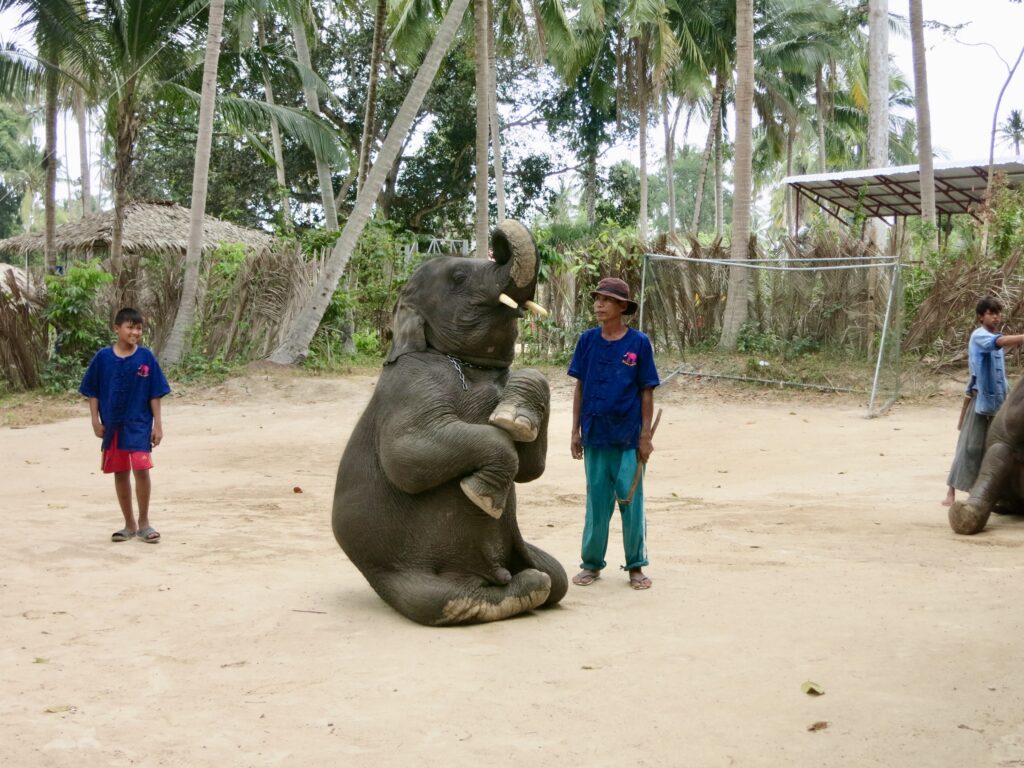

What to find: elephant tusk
left=498, top=293, right=519, bottom=309
left=524, top=300, right=548, bottom=318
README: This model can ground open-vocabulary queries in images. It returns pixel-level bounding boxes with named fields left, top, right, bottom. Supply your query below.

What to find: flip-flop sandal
left=572, top=570, right=600, bottom=586
left=137, top=527, right=161, bottom=543
left=629, top=574, right=652, bottom=590
left=111, top=528, right=134, bottom=542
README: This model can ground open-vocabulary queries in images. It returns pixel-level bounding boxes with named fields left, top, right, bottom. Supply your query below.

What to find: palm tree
left=269, top=0, right=472, bottom=365
left=474, top=0, right=489, bottom=257
left=719, top=0, right=753, bottom=351
left=999, top=108, right=1024, bottom=155
left=908, top=0, right=935, bottom=230
left=357, top=0, right=388, bottom=192
left=162, top=0, right=226, bottom=366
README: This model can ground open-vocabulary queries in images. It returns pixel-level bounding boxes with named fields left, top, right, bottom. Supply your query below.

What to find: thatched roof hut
left=0, top=201, right=274, bottom=260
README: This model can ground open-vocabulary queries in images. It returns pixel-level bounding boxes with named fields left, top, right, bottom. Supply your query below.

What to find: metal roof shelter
left=783, top=157, right=1024, bottom=226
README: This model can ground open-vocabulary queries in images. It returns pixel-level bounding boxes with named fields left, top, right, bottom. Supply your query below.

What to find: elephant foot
left=460, top=474, right=507, bottom=519
left=439, top=569, right=551, bottom=625
left=489, top=404, right=539, bottom=442
left=949, top=500, right=991, bottom=535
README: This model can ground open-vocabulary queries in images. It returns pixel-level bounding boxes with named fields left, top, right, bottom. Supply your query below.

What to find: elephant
left=332, top=220, right=568, bottom=625
left=949, top=376, right=1024, bottom=535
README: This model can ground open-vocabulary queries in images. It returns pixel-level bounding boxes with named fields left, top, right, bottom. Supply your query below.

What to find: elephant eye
left=451, top=270, right=468, bottom=287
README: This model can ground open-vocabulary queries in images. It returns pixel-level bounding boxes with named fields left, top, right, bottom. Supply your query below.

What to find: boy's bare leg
left=133, top=469, right=152, bottom=531
left=943, top=486, right=955, bottom=507
left=113, top=471, right=137, bottom=532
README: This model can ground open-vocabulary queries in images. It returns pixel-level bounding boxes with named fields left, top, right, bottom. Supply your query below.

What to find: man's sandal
left=572, top=569, right=600, bottom=586
left=629, top=573, right=652, bottom=590
left=136, top=527, right=161, bottom=543
left=111, top=528, right=134, bottom=543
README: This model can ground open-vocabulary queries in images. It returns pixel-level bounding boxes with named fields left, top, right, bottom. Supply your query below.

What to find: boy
left=80, top=308, right=171, bottom=542
left=944, top=296, right=1024, bottom=506
left=568, top=277, right=660, bottom=590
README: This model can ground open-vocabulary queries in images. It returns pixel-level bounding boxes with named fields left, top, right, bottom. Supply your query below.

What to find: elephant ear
left=385, top=298, right=426, bottom=364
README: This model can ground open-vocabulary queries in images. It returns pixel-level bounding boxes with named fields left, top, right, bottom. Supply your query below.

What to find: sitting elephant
left=332, top=220, right=568, bottom=625
left=949, top=377, right=1024, bottom=534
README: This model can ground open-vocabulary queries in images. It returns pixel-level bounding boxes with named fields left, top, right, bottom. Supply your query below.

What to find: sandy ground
left=3, top=368, right=1024, bottom=767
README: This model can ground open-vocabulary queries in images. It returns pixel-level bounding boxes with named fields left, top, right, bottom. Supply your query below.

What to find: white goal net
left=638, top=250, right=902, bottom=417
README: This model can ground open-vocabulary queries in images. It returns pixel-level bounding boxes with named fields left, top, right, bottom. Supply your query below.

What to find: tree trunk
left=258, top=16, right=292, bottom=230
left=866, top=0, right=889, bottom=251
left=291, top=5, right=338, bottom=230
left=43, top=62, right=58, bottom=275
left=73, top=88, right=91, bottom=217
left=663, top=91, right=676, bottom=239
left=692, top=70, right=724, bottom=234
left=638, top=41, right=649, bottom=243
left=714, top=108, right=724, bottom=238
left=268, top=0, right=472, bottom=365
left=111, top=80, right=139, bottom=305
left=474, top=0, right=490, bottom=258
left=357, top=0, right=387, bottom=193
left=162, top=0, right=226, bottom=366
left=815, top=65, right=827, bottom=173
left=488, top=0, right=506, bottom=223
left=909, top=0, right=935, bottom=236
left=585, top=153, right=597, bottom=227
left=719, top=0, right=754, bottom=351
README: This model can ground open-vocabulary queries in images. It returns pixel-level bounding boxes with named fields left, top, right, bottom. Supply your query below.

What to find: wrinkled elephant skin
left=949, top=376, right=1024, bottom=535
left=332, top=221, right=568, bottom=625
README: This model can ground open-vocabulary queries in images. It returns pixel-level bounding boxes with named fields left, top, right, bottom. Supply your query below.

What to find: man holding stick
left=569, top=277, right=660, bottom=590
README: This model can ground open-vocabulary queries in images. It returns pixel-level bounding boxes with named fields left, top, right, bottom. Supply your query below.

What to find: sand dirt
left=3, top=368, right=1024, bottom=767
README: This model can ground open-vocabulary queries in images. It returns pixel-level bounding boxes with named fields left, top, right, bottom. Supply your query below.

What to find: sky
left=2, top=1, right=1024, bottom=212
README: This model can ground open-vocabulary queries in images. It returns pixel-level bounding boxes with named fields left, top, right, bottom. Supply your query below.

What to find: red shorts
left=102, top=432, right=154, bottom=474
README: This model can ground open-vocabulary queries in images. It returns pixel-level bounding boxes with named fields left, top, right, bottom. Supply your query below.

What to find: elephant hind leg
left=518, top=542, right=568, bottom=608
left=370, top=569, right=552, bottom=626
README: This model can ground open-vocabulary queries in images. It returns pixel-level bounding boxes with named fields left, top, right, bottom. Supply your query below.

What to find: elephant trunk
left=491, top=221, right=538, bottom=305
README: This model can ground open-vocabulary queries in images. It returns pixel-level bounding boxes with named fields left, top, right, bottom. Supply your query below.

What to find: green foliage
left=989, top=182, right=1024, bottom=263
left=168, top=352, right=238, bottom=384
left=736, top=323, right=780, bottom=355
left=40, top=260, right=114, bottom=392
left=595, top=162, right=641, bottom=228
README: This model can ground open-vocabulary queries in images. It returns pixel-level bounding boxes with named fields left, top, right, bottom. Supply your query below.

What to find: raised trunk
left=43, top=63, right=58, bottom=275
left=258, top=16, right=292, bottom=230
left=73, top=88, right=91, bottom=217
left=719, top=0, right=753, bottom=351
left=162, top=0, right=225, bottom=366
left=692, top=71, right=724, bottom=234
left=357, top=0, right=387, bottom=193
left=291, top=8, right=338, bottom=230
left=474, top=0, right=490, bottom=258
left=488, top=0, right=506, bottom=223
left=269, top=0, right=472, bottom=365
left=909, top=0, right=935, bottom=234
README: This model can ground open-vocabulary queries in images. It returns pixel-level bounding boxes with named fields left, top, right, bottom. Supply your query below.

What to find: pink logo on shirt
left=138, top=364, right=150, bottom=377
left=622, top=352, right=637, bottom=367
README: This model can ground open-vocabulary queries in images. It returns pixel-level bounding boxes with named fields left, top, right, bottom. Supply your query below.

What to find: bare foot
left=942, top=487, right=955, bottom=507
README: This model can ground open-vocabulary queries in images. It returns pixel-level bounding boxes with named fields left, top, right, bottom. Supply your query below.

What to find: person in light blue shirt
left=569, top=277, right=660, bottom=590
left=945, top=296, right=1024, bottom=506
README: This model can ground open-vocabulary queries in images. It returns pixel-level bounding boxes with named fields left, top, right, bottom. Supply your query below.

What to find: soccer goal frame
left=637, top=251, right=902, bottom=418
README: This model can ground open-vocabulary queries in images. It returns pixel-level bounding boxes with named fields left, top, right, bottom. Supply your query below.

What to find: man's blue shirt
left=568, top=326, right=660, bottom=449
left=968, top=326, right=1009, bottom=416
left=80, top=346, right=171, bottom=451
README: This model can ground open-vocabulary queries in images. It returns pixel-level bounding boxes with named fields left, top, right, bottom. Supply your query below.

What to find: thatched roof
left=0, top=201, right=275, bottom=259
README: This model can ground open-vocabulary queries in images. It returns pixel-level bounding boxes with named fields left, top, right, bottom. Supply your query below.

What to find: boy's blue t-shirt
left=968, top=325, right=1010, bottom=416
left=79, top=346, right=171, bottom=451
left=568, top=326, right=660, bottom=449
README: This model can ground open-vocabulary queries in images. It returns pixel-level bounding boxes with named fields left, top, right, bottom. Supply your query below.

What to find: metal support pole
left=868, top=260, right=899, bottom=416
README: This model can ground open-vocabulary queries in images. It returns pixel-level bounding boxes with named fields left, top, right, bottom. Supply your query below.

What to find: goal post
left=637, top=250, right=902, bottom=417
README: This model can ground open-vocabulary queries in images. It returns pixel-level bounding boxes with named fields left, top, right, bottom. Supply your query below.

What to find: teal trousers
left=580, top=446, right=649, bottom=571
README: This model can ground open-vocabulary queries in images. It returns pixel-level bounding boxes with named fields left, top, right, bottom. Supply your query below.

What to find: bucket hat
left=590, top=276, right=638, bottom=315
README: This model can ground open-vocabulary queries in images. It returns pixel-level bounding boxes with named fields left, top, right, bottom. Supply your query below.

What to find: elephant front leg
left=949, top=442, right=1013, bottom=535
left=488, top=368, right=550, bottom=482
left=369, top=569, right=553, bottom=626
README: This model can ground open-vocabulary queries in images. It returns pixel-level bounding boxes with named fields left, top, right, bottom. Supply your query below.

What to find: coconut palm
left=908, top=0, right=934, bottom=229
left=270, top=0, right=472, bottom=365
left=719, top=0, right=753, bottom=351
left=162, top=0, right=226, bottom=366
left=1000, top=108, right=1024, bottom=155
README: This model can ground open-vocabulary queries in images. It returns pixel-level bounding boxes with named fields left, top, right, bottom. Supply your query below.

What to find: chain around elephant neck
left=446, top=354, right=470, bottom=390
